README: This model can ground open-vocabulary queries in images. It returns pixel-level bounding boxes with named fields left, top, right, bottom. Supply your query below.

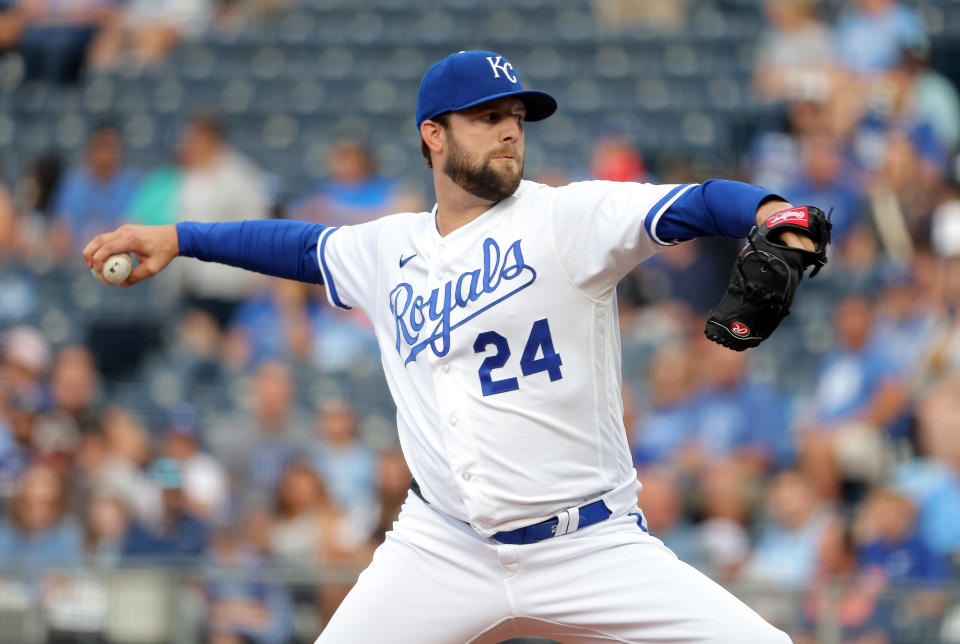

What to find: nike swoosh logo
left=399, top=254, right=417, bottom=268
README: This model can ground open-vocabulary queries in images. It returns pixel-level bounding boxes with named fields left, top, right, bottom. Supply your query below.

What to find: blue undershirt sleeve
left=176, top=219, right=326, bottom=284
left=650, top=179, right=782, bottom=244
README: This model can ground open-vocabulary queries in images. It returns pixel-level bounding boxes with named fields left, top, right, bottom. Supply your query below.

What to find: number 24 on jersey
left=473, top=318, right=563, bottom=396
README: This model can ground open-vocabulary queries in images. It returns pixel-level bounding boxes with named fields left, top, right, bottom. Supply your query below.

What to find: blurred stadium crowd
left=2, top=0, right=960, bottom=642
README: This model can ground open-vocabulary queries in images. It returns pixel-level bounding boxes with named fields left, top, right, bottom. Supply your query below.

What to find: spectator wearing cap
left=0, top=464, right=83, bottom=589
left=161, top=404, right=228, bottom=524
left=309, top=398, right=377, bottom=537
left=51, top=123, right=140, bottom=256
left=122, top=457, right=208, bottom=563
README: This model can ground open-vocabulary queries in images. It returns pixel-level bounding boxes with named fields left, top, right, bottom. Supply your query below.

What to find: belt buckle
left=551, top=505, right=580, bottom=538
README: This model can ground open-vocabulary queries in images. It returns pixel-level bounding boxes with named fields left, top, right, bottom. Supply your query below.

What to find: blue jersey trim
left=317, top=227, right=351, bottom=310
left=644, top=184, right=692, bottom=246
left=648, top=180, right=778, bottom=243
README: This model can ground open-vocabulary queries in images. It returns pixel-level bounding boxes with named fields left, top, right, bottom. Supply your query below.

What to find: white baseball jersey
left=316, top=179, right=693, bottom=537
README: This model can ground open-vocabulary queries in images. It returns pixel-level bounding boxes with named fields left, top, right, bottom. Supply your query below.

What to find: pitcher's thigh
left=315, top=507, right=511, bottom=643
left=517, top=529, right=791, bottom=644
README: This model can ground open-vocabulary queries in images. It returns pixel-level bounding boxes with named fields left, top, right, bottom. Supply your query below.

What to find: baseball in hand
left=91, top=253, right=133, bottom=285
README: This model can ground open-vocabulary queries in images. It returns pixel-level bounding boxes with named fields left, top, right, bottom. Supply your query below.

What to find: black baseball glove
left=705, top=205, right=831, bottom=351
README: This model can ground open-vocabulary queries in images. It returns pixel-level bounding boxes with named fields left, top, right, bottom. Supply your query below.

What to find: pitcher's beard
left=443, top=136, right=523, bottom=202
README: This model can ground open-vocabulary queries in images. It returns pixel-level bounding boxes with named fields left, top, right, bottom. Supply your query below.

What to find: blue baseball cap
left=416, top=50, right=557, bottom=129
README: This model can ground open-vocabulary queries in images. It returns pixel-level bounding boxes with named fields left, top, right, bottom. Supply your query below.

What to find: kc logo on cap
left=416, top=50, right=557, bottom=129
left=486, top=55, right=517, bottom=83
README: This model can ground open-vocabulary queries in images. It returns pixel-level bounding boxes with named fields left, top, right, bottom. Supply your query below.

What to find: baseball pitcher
left=85, top=51, right=830, bottom=643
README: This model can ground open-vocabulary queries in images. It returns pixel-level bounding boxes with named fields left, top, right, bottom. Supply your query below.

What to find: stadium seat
left=53, top=113, right=88, bottom=151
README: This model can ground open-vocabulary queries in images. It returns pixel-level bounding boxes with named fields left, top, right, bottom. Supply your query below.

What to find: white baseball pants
left=316, top=492, right=791, bottom=643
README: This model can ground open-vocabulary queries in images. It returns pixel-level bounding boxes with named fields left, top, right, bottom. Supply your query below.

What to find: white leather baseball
left=91, top=253, right=133, bottom=286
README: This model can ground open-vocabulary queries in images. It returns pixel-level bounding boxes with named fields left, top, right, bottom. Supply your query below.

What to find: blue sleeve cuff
left=648, top=180, right=781, bottom=243
left=316, top=227, right=350, bottom=310
left=176, top=219, right=326, bottom=284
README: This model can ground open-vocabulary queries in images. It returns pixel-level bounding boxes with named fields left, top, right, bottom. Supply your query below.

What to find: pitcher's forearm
left=176, top=220, right=327, bottom=284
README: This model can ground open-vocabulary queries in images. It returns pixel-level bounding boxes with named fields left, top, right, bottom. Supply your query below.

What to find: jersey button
left=462, top=472, right=471, bottom=481
left=442, top=364, right=451, bottom=373
left=448, top=414, right=458, bottom=426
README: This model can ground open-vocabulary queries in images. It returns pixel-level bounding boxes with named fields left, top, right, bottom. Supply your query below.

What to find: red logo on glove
left=730, top=322, right=750, bottom=337
left=766, top=207, right=810, bottom=229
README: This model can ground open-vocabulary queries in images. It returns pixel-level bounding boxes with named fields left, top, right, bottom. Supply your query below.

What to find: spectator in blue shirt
left=0, top=464, right=83, bottom=588
left=690, top=339, right=791, bottom=472
left=782, top=132, right=865, bottom=246
left=224, top=277, right=325, bottom=370
left=857, top=488, right=946, bottom=586
left=122, top=458, right=208, bottom=563
left=5, top=0, right=120, bottom=84
left=630, top=344, right=697, bottom=468
left=796, top=518, right=890, bottom=644
left=287, top=139, right=419, bottom=227
left=833, top=0, right=926, bottom=75
left=809, top=296, right=905, bottom=429
left=854, top=488, right=947, bottom=642
left=800, top=295, right=907, bottom=499
left=741, top=469, right=835, bottom=590
left=310, top=398, right=377, bottom=537
left=870, top=262, right=939, bottom=374
left=51, top=123, right=139, bottom=256
left=203, top=526, right=293, bottom=644
left=891, top=374, right=960, bottom=558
